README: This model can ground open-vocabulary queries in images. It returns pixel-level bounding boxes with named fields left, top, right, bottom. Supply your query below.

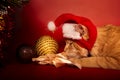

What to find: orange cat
left=32, top=24, right=120, bottom=70
left=69, top=25, right=120, bottom=70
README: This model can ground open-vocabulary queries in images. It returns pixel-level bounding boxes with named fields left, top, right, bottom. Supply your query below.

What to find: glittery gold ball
left=35, top=36, right=59, bottom=56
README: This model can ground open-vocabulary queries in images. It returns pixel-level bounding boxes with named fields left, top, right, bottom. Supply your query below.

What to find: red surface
left=0, top=62, right=120, bottom=80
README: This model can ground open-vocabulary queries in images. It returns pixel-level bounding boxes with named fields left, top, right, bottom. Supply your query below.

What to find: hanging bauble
left=16, top=44, right=36, bottom=63
left=35, top=36, right=59, bottom=56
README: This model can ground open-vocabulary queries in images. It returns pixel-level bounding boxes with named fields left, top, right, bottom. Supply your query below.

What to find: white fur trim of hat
left=62, top=23, right=82, bottom=40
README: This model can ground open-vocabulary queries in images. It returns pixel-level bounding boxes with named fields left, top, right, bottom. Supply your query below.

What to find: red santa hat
left=48, top=13, right=97, bottom=51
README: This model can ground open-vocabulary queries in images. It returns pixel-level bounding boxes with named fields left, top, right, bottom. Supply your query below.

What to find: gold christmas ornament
left=35, top=36, right=58, bottom=56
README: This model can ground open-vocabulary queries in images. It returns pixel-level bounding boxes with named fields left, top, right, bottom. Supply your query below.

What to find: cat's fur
left=70, top=25, right=120, bottom=70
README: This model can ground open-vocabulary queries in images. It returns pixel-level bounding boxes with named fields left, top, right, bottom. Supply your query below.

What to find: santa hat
left=48, top=13, right=97, bottom=51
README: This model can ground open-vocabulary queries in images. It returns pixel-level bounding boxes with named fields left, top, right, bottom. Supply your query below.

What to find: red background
left=9, top=0, right=120, bottom=55
left=3, top=1, right=120, bottom=79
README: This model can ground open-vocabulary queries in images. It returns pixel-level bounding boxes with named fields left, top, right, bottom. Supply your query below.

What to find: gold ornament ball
left=35, top=36, right=59, bottom=56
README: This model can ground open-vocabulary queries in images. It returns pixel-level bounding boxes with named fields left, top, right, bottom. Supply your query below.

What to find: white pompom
left=48, top=21, right=56, bottom=32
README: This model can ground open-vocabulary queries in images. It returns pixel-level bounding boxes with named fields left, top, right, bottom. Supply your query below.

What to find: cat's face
left=63, top=40, right=88, bottom=59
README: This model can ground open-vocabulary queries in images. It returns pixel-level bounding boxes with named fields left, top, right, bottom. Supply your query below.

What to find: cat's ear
left=80, top=24, right=89, bottom=40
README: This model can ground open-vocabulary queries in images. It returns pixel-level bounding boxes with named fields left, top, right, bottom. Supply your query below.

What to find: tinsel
left=0, top=0, right=30, bottom=10
left=0, top=0, right=30, bottom=66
